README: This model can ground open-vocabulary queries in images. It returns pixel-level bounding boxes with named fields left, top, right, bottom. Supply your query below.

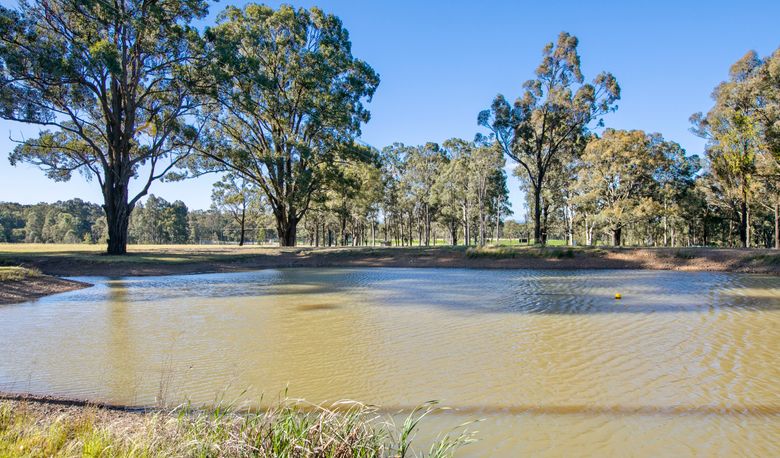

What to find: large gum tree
left=0, top=0, right=207, bottom=254
left=479, top=32, right=620, bottom=245
left=193, top=4, right=379, bottom=246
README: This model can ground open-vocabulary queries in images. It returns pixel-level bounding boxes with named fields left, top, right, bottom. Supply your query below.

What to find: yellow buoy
left=614, top=293, right=622, bottom=300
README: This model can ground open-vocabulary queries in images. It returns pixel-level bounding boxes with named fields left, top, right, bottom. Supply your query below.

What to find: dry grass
left=0, top=266, right=41, bottom=282
left=0, top=244, right=286, bottom=268
left=0, top=399, right=477, bottom=457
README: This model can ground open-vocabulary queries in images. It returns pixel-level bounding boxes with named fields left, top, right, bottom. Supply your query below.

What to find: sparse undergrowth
left=745, top=253, right=780, bottom=266
left=465, top=245, right=576, bottom=259
left=673, top=250, right=699, bottom=260
left=0, top=400, right=476, bottom=457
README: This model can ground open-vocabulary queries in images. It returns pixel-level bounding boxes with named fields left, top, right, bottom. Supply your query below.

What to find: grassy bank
left=0, top=266, right=90, bottom=305
left=0, top=266, right=41, bottom=281
left=0, top=398, right=475, bottom=457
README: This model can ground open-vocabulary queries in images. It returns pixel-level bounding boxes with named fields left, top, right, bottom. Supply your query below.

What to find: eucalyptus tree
left=0, top=0, right=208, bottom=254
left=732, top=48, right=780, bottom=162
left=211, top=173, right=263, bottom=246
left=525, top=153, right=576, bottom=245
left=129, top=195, right=189, bottom=244
left=403, top=143, right=448, bottom=245
left=654, top=137, right=700, bottom=246
left=320, top=159, right=383, bottom=246
left=761, top=49, right=780, bottom=161
left=433, top=139, right=472, bottom=245
left=469, top=143, right=506, bottom=246
left=478, top=32, right=620, bottom=245
left=746, top=48, right=780, bottom=247
left=193, top=4, right=379, bottom=246
left=692, top=62, right=763, bottom=247
left=380, top=143, right=427, bottom=246
left=574, top=129, right=664, bottom=246
left=755, top=151, right=780, bottom=248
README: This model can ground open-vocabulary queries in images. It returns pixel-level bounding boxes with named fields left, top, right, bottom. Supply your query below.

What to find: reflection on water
left=1, top=268, right=780, bottom=456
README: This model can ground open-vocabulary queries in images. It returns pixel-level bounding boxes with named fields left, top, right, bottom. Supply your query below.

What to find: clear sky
left=1, top=0, right=779, bottom=218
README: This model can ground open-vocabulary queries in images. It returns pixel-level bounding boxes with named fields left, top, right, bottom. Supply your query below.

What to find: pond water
left=2, top=268, right=780, bottom=456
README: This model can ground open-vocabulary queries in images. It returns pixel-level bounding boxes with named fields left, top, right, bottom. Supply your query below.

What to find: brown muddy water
left=1, top=268, right=780, bottom=456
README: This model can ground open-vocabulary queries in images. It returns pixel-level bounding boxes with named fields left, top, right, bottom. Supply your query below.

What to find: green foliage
left=0, top=199, right=104, bottom=244
left=129, top=195, right=190, bottom=245
left=691, top=48, right=779, bottom=247
left=0, top=0, right=209, bottom=254
left=573, top=129, right=687, bottom=245
left=192, top=4, right=380, bottom=246
left=479, top=32, right=620, bottom=244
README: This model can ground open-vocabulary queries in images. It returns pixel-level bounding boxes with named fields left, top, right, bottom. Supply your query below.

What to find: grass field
left=0, top=243, right=293, bottom=266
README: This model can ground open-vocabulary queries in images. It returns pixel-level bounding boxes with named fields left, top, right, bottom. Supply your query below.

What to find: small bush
left=673, top=250, right=697, bottom=260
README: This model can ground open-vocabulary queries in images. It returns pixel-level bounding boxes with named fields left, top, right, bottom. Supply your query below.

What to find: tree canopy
left=0, top=0, right=208, bottom=254
left=479, top=32, right=620, bottom=245
left=190, top=4, right=380, bottom=246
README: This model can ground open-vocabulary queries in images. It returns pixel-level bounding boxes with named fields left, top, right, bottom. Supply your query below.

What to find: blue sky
left=1, top=0, right=779, bottom=218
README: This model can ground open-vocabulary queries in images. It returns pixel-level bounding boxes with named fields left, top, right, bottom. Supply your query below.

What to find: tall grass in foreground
left=0, top=400, right=478, bottom=457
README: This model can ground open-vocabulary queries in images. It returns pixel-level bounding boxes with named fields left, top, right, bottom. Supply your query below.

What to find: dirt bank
left=0, top=275, right=91, bottom=305
left=2, top=245, right=779, bottom=278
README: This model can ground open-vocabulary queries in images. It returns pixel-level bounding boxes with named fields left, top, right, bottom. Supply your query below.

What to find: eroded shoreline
left=0, top=275, right=91, bottom=305
left=3, top=245, right=779, bottom=277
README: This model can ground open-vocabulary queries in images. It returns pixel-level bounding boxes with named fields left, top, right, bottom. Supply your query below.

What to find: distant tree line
left=0, top=196, right=276, bottom=245
left=1, top=1, right=778, bottom=251
left=0, top=199, right=105, bottom=243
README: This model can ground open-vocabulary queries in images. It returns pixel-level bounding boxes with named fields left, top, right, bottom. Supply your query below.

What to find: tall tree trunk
left=612, top=225, right=622, bottom=247
left=104, top=175, right=132, bottom=255
left=463, top=202, right=470, bottom=246
left=277, top=215, right=298, bottom=247
left=663, top=200, right=668, bottom=246
left=105, top=206, right=130, bottom=255
left=541, top=201, right=549, bottom=245
left=450, top=222, right=458, bottom=246
left=408, top=212, right=413, bottom=247
left=775, top=201, right=779, bottom=250
left=495, top=196, right=501, bottom=244
left=533, top=186, right=543, bottom=245
left=479, top=204, right=486, bottom=246
left=584, top=213, right=591, bottom=246
left=425, top=204, right=431, bottom=246
left=238, top=207, right=246, bottom=246
left=739, top=186, right=748, bottom=248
